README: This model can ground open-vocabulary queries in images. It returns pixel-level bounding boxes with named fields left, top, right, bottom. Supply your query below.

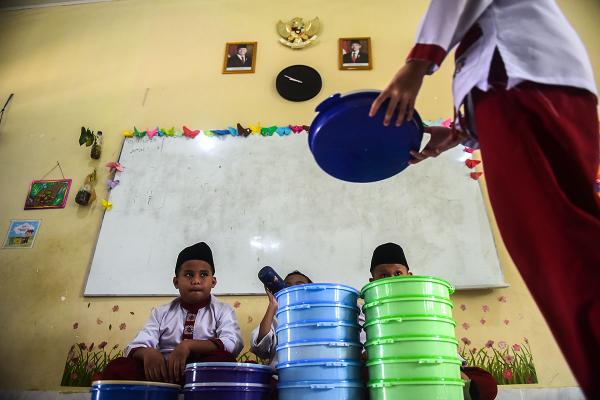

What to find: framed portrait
left=339, top=37, right=372, bottom=70
left=24, top=179, right=72, bottom=210
left=3, top=219, right=41, bottom=249
left=223, top=42, right=257, bottom=74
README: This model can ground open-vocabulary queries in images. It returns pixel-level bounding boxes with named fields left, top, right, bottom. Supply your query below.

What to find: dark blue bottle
left=258, top=266, right=286, bottom=294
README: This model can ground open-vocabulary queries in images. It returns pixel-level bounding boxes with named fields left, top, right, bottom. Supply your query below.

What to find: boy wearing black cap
left=100, top=242, right=243, bottom=383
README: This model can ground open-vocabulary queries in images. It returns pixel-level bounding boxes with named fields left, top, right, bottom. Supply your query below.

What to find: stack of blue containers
left=274, top=283, right=365, bottom=399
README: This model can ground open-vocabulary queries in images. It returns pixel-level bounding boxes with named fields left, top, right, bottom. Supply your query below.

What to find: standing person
left=369, top=1, right=600, bottom=397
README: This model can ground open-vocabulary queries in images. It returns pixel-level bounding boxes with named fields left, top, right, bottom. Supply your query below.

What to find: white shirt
left=125, top=295, right=243, bottom=358
left=249, top=319, right=279, bottom=368
left=409, top=0, right=597, bottom=110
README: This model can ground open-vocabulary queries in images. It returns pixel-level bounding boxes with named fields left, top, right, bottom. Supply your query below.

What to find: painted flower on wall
left=480, top=318, right=487, bottom=325
left=512, top=344, right=521, bottom=352
left=503, top=319, right=510, bottom=325
left=482, top=305, right=490, bottom=312
left=119, top=323, right=126, bottom=330
left=498, top=296, right=507, bottom=303
left=73, top=322, right=78, bottom=329
left=460, top=304, right=466, bottom=311
left=462, top=322, right=470, bottom=330
left=461, top=337, right=472, bottom=346
left=485, top=340, right=494, bottom=348
left=112, top=305, right=119, bottom=312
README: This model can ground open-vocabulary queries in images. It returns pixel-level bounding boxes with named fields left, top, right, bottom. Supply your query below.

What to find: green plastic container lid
left=363, top=295, right=454, bottom=310
left=365, top=335, right=459, bottom=347
left=363, top=314, right=456, bottom=329
left=360, top=276, right=455, bottom=297
left=368, top=378, right=465, bottom=388
left=366, top=356, right=461, bottom=367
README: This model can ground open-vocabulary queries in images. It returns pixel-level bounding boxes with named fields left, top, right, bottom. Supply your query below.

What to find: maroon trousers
left=473, top=82, right=600, bottom=398
left=99, top=350, right=237, bottom=382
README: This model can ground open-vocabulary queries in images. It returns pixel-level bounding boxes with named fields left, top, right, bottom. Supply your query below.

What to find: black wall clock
left=276, top=65, right=322, bottom=102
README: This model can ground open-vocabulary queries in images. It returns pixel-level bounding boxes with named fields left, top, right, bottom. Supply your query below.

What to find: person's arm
left=126, top=307, right=168, bottom=381
left=214, top=303, right=244, bottom=357
left=257, top=288, right=278, bottom=342
left=370, top=0, right=491, bottom=126
left=132, top=347, right=168, bottom=382
left=166, top=339, right=220, bottom=383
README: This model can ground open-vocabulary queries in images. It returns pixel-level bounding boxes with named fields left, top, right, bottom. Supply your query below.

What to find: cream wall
left=0, top=0, right=598, bottom=391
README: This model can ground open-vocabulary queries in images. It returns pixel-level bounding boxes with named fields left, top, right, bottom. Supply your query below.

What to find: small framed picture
left=223, top=42, right=257, bottom=74
left=339, top=37, right=372, bottom=70
left=3, top=219, right=41, bottom=249
left=24, top=179, right=72, bottom=210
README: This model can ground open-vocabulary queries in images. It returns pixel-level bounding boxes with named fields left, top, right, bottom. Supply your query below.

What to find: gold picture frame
left=339, top=37, right=372, bottom=70
left=223, top=42, right=257, bottom=74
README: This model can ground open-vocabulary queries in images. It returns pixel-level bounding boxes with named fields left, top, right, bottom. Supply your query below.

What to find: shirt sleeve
left=358, top=308, right=367, bottom=345
left=407, top=0, right=492, bottom=73
left=249, top=324, right=277, bottom=360
left=124, top=307, right=161, bottom=357
left=215, top=305, right=244, bottom=357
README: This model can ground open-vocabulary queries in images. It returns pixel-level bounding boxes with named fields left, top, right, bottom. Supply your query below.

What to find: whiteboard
left=84, top=134, right=506, bottom=296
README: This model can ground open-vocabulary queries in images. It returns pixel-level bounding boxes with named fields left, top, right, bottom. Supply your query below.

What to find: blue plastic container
left=275, top=283, right=359, bottom=309
left=308, top=90, right=424, bottom=183
left=278, top=380, right=365, bottom=400
left=276, top=340, right=363, bottom=363
left=185, top=362, right=273, bottom=385
left=276, top=302, right=359, bottom=325
left=183, top=382, right=270, bottom=400
left=91, top=381, right=180, bottom=400
left=276, top=359, right=362, bottom=382
left=276, top=321, right=361, bottom=343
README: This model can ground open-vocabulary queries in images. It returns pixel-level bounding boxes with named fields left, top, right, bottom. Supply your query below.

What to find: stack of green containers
left=361, top=276, right=464, bottom=400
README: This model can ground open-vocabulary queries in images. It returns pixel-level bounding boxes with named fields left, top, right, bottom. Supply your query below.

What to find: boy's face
left=370, top=263, right=412, bottom=281
left=173, top=260, right=216, bottom=304
left=284, top=273, right=310, bottom=287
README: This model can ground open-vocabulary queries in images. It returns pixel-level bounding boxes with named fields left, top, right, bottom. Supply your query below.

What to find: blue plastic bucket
left=276, top=340, right=363, bottom=364
left=276, top=302, right=359, bottom=325
left=276, top=283, right=359, bottom=309
left=183, top=382, right=270, bottom=400
left=276, top=359, right=362, bottom=382
left=276, top=321, right=361, bottom=343
left=91, top=380, right=180, bottom=400
left=185, top=362, right=273, bottom=385
left=278, top=380, right=365, bottom=400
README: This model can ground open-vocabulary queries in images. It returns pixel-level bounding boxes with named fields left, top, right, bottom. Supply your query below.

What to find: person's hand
left=369, top=60, right=431, bottom=126
left=409, top=126, right=466, bottom=165
left=265, top=286, right=278, bottom=310
left=166, top=341, right=191, bottom=383
left=142, top=348, right=168, bottom=382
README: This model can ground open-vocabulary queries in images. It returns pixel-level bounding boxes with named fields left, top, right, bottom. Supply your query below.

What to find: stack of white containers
left=274, top=283, right=365, bottom=399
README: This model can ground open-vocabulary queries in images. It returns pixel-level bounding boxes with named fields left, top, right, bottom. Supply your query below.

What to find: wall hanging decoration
left=2, top=219, right=41, bottom=249
left=339, top=37, right=372, bottom=70
left=277, top=17, right=320, bottom=49
left=223, top=42, right=257, bottom=74
left=79, top=127, right=103, bottom=159
left=24, top=162, right=71, bottom=210
left=75, top=169, right=97, bottom=206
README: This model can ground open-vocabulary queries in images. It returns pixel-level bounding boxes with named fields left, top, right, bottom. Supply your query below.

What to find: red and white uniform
left=403, top=1, right=600, bottom=398
left=407, top=0, right=597, bottom=109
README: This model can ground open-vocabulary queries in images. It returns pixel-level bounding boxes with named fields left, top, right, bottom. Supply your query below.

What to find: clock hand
left=284, top=75, right=303, bottom=83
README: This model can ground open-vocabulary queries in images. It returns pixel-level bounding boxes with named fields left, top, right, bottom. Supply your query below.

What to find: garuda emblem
left=277, top=17, right=320, bottom=49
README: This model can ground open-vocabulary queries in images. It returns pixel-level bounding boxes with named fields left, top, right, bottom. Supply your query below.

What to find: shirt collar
left=180, top=295, right=211, bottom=313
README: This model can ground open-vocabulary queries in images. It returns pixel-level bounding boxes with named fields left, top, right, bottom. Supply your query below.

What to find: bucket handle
left=309, top=384, right=336, bottom=390
left=286, top=304, right=311, bottom=310
left=324, top=361, right=349, bottom=367
left=380, top=317, right=403, bottom=323
left=417, top=359, right=443, bottom=365
left=316, top=321, right=341, bottom=327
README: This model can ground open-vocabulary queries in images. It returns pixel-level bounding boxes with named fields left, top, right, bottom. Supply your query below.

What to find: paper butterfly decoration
left=174, top=129, right=183, bottom=137
left=290, top=125, right=305, bottom=133
left=107, top=179, right=120, bottom=190
left=211, top=129, right=231, bottom=136
left=261, top=126, right=277, bottom=136
left=249, top=123, right=261, bottom=135
left=101, top=199, right=112, bottom=210
left=227, top=127, right=238, bottom=136
left=276, top=126, right=292, bottom=136
left=237, top=123, right=251, bottom=137
left=133, top=126, right=146, bottom=138
left=463, top=147, right=475, bottom=154
left=157, top=127, right=166, bottom=137
left=122, top=130, right=133, bottom=137
left=147, top=127, right=158, bottom=139
left=470, top=172, right=483, bottom=180
left=106, top=162, right=125, bottom=172
left=204, top=130, right=215, bottom=137
left=465, top=159, right=481, bottom=169
left=164, top=127, right=175, bottom=137
left=183, top=126, right=200, bottom=138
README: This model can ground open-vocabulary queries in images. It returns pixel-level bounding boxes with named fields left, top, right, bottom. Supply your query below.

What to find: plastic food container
left=365, top=336, right=459, bottom=360
left=91, top=380, right=180, bottom=400
left=277, top=321, right=361, bottom=343
left=362, top=296, right=454, bottom=320
left=276, top=302, right=359, bottom=325
left=276, top=283, right=359, bottom=309
left=366, top=357, right=461, bottom=381
left=276, top=359, right=362, bottom=382
left=278, top=380, right=365, bottom=400
left=361, top=276, right=454, bottom=304
left=276, top=340, right=363, bottom=364
left=184, top=362, right=273, bottom=385
left=368, top=378, right=464, bottom=400
left=183, top=382, right=270, bottom=400
left=363, top=315, right=457, bottom=340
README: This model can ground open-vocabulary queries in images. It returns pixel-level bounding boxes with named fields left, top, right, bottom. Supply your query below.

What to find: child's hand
left=166, top=341, right=191, bottom=383
left=142, top=348, right=168, bottom=382
left=369, top=60, right=430, bottom=127
left=265, top=286, right=278, bottom=310
left=409, top=126, right=466, bottom=165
